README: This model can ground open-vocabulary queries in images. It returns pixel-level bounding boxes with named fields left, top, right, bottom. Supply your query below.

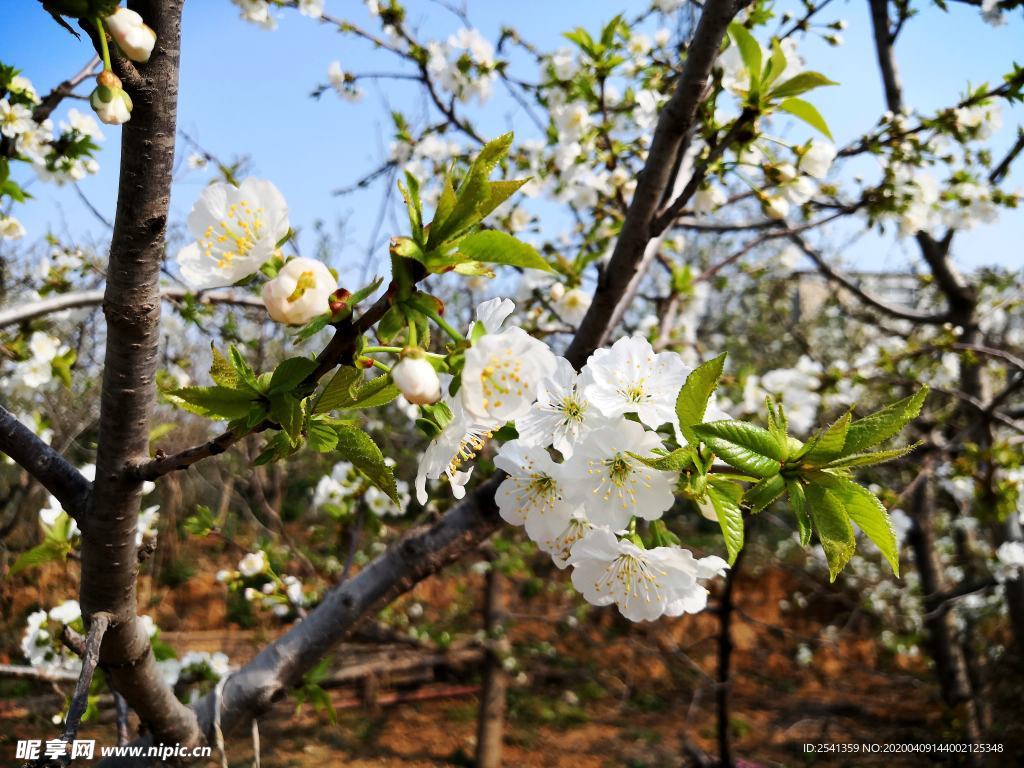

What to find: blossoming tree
left=1, top=0, right=1022, bottom=764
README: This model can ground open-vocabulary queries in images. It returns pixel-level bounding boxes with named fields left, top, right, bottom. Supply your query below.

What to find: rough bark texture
left=80, top=0, right=202, bottom=747
left=0, top=405, right=91, bottom=520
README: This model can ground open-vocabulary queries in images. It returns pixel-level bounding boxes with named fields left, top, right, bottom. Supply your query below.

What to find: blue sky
left=2, top=0, right=1022, bottom=279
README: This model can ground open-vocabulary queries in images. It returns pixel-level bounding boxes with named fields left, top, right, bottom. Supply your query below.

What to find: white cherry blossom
left=515, top=357, right=606, bottom=458
left=567, top=527, right=724, bottom=622
left=461, top=327, right=557, bottom=423
left=176, top=178, right=289, bottom=290
left=494, top=440, right=582, bottom=546
left=583, top=335, right=689, bottom=430
left=105, top=7, right=157, bottom=63
left=564, top=420, right=677, bottom=530
left=262, top=256, right=337, bottom=325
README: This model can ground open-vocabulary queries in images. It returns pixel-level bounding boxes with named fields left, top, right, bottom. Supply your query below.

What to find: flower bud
left=105, top=7, right=157, bottom=63
left=89, top=72, right=133, bottom=125
left=328, top=288, right=352, bottom=315
left=391, top=350, right=442, bottom=405
left=262, top=257, right=338, bottom=325
left=548, top=282, right=566, bottom=301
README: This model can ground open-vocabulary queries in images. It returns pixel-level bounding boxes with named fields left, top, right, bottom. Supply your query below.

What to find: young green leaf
left=744, top=473, right=786, bottom=513
left=693, top=420, right=785, bottom=477
left=210, top=346, right=239, bottom=388
left=269, top=357, right=318, bottom=395
left=786, top=478, right=812, bottom=547
left=777, top=97, right=833, bottom=139
left=334, top=424, right=399, bottom=502
left=799, top=412, right=852, bottom=464
left=11, top=539, right=70, bottom=574
left=824, top=441, right=924, bottom=469
left=229, top=345, right=261, bottom=392
left=826, top=477, right=900, bottom=576
left=269, top=394, right=304, bottom=441
left=307, top=420, right=339, bottom=452
left=676, top=353, right=727, bottom=444
left=315, top=367, right=363, bottom=413
left=448, top=230, right=553, bottom=273
left=167, top=386, right=260, bottom=421
left=806, top=484, right=855, bottom=582
left=707, top=477, right=745, bottom=565
left=769, top=71, right=839, bottom=100
left=728, top=22, right=763, bottom=97
left=628, top=447, right=696, bottom=472
left=841, top=388, right=928, bottom=455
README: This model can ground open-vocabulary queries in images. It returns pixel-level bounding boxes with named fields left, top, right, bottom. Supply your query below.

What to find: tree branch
left=59, top=612, right=110, bottom=762
left=0, top=404, right=92, bottom=522
left=0, top=287, right=265, bottom=329
left=564, top=0, right=750, bottom=366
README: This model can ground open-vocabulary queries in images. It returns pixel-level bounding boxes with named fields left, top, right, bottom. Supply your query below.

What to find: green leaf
left=12, top=539, right=70, bottom=574
left=229, top=345, right=261, bottom=392
left=786, top=478, right=812, bottom=547
left=427, top=133, right=515, bottom=248
left=800, top=412, right=851, bottom=464
left=315, top=367, right=363, bottom=413
left=693, top=420, right=785, bottom=477
left=333, top=424, right=399, bottom=502
left=762, top=38, right=789, bottom=89
left=478, top=179, right=530, bottom=221
left=447, top=230, right=552, bottom=273
left=769, top=71, right=838, bottom=100
left=676, top=353, right=727, bottom=444
left=628, top=447, right=696, bottom=472
left=777, top=97, right=833, bottom=139
left=826, top=477, right=900, bottom=576
left=824, top=441, right=924, bottom=468
left=343, top=375, right=400, bottom=410
left=269, top=394, right=304, bottom=440
left=209, top=346, right=238, bottom=388
left=806, top=484, right=855, bottom=582
left=728, top=22, right=763, bottom=96
left=167, top=386, right=259, bottom=420
left=744, top=473, right=786, bottom=513
left=269, top=357, right=318, bottom=395
left=842, top=388, right=928, bottom=455
left=707, top=477, right=744, bottom=565
left=307, top=421, right=339, bottom=452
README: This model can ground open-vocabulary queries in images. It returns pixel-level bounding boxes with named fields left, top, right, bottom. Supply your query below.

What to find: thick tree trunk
left=79, top=0, right=202, bottom=747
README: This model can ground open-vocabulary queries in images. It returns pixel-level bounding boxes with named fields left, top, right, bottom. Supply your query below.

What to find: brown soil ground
left=1, top=553, right=1021, bottom=767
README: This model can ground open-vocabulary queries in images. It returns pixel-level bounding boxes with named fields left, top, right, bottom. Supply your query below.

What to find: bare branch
left=31, top=56, right=101, bottom=124
left=0, top=404, right=91, bottom=522
left=788, top=234, right=950, bottom=324
left=0, top=288, right=264, bottom=329
left=59, top=612, right=110, bottom=759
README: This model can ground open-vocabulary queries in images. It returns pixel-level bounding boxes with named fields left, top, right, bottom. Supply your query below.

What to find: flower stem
left=94, top=16, right=113, bottom=73
left=362, top=345, right=443, bottom=359
left=413, top=302, right=465, bottom=343
left=359, top=357, right=392, bottom=373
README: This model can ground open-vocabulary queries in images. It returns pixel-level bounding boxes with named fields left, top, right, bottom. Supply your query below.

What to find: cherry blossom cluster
left=216, top=549, right=311, bottom=619
left=411, top=298, right=730, bottom=622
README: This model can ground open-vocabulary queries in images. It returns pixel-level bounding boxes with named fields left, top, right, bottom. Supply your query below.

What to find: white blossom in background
left=693, top=183, right=726, bottom=215
left=0, top=98, right=33, bottom=138
left=799, top=140, right=836, bottom=179
left=231, top=0, right=277, bottom=29
left=62, top=109, right=104, bottom=142
left=365, top=481, right=411, bottom=516
left=427, top=28, right=496, bottom=104
left=262, top=256, right=338, bottom=325
left=327, top=61, right=364, bottom=102
left=0, top=215, right=26, bottom=240
left=238, top=550, right=268, bottom=577
left=176, top=178, right=289, bottom=290
left=298, top=0, right=325, bottom=18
